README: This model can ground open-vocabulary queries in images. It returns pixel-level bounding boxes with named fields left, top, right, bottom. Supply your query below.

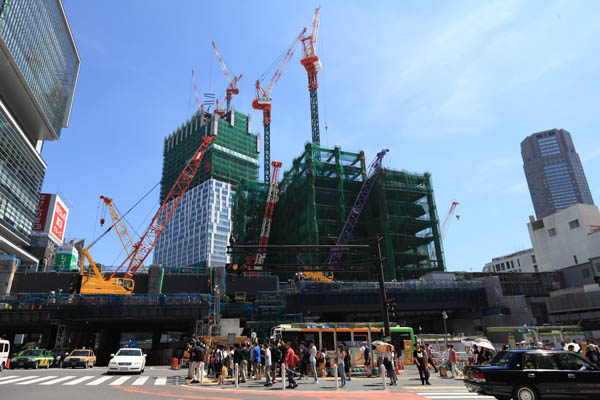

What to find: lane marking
left=154, top=377, right=167, bottom=385
left=109, top=376, right=131, bottom=385
left=63, top=376, right=94, bottom=385
left=40, top=376, right=76, bottom=385
left=86, top=376, right=113, bottom=385
left=132, top=376, right=149, bottom=385
left=16, top=376, right=58, bottom=385
left=0, top=376, right=17, bottom=382
left=0, top=376, right=39, bottom=385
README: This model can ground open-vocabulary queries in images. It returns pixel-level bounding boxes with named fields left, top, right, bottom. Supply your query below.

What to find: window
left=583, top=269, right=590, bottom=278
left=569, top=219, right=580, bottom=229
left=490, top=351, right=513, bottom=367
left=574, top=255, right=578, bottom=265
left=548, top=228, right=557, bottom=237
left=517, top=259, right=521, bottom=267
left=531, top=255, right=537, bottom=263
left=522, top=353, right=558, bottom=370
left=554, top=353, right=595, bottom=371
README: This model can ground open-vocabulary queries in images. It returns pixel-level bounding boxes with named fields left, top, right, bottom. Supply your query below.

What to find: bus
left=271, top=323, right=415, bottom=366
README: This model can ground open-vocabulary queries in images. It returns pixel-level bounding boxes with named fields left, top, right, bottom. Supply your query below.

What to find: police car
left=10, top=349, right=54, bottom=369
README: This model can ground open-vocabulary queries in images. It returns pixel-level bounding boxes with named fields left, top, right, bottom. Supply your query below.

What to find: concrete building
left=153, top=110, right=259, bottom=270
left=0, top=1, right=80, bottom=265
left=483, top=248, right=537, bottom=273
left=521, top=129, right=594, bottom=219
left=527, top=203, right=600, bottom=272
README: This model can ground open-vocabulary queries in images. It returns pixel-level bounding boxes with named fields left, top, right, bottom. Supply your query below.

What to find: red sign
left=51, top=200, right=67, bottom=242
left=33, top=194, right=51, bottom=232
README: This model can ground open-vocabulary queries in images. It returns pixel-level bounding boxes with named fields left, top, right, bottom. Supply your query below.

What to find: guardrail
left=0, top=293, right=211, bottom=311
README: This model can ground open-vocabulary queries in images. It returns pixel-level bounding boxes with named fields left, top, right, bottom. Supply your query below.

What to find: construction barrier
left=170, top=357, right=179, bottom=370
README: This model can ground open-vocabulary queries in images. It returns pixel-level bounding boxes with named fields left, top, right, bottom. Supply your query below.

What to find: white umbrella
left=564, top=343, right=580, bottom=352
left=476, top=341, right=495, bottom=351
left=372, top=340, right=385, bottom=347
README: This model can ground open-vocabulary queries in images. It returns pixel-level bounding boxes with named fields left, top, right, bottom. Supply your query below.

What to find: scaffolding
left=160, top=110, right=259, bottom=201
left=232, top=143, right=445, bottom=281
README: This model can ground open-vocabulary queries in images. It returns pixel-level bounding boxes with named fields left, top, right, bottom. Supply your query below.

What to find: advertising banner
left=32, top=193, right=69, bottom=244
left=32, top=193, right=51, bottom=232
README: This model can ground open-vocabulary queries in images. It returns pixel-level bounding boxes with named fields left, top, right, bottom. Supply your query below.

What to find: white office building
left=483, top=248, right=538, bottom=273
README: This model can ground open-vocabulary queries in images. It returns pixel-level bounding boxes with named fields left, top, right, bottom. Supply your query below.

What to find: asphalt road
left=0, top=366, right=492, bottom=400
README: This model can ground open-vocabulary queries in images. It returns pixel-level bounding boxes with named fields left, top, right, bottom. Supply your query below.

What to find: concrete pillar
left=0, top=258, right=17, bottom=294
left=148, top=265, right=163, bottom=294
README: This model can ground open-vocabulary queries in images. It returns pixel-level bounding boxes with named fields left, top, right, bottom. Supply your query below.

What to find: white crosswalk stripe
left=154, top=377, right=167, bottom=385
left=63, top=376, right=94, bottom=385
left=0, top=376, right=39, bottom=385
left=86, top=376, right=113, bottom=385
left=40, top=376, right=76, bottom=385
left=131, top=376, right=148, bottom=385
left=109, top=376, right=131, bottom=385
left=16, top=376, right=58, bottom=385
left=0, top=376, right=17, bottom=382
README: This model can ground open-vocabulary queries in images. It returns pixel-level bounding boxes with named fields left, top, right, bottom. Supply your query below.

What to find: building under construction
left=153, top=109, right=260, bottom=270
left=232, top=143, right=445, bottom=281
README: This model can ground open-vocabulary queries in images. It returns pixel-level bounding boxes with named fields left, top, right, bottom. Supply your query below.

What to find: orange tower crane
left=212, top=41, right=241, bottom=113
left=300, top=7, right=322, bottom=145
left=253, top=27, right=306, bottom=183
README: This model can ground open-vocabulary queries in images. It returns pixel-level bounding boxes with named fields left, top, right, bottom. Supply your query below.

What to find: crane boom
left=254, top=161, right=283, bottom=268
left=192, top=69, right=202, bottom=115
left=111, top=136, right=215, bottom=280
left=253, top=27, right=306, bottom=184
left=441, top=201, right=460, bottom=239
left=100, top=195, right=144, bottom=271
left=324, top=149, right=389, bottom=266
left=212, top=41, right=241, bottom=112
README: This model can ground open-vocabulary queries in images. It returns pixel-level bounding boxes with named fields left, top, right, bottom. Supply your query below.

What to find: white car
left=108, top=348, right=146, bottom=374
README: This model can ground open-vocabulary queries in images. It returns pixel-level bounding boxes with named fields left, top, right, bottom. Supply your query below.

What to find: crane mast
left=111, top=136, right=215, bottom=281
left=212, top=41, right=242, bottom=112
left=253, top=27, right=306, bottom=183
left=301, top=7, right=322, bottom=145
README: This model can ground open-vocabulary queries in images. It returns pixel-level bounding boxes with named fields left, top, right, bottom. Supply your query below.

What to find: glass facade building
left=0, top=0, right=79, bottom=264
left=521, top=129, right=594, bottom=219
left=0, top=0, right=79, bottom=138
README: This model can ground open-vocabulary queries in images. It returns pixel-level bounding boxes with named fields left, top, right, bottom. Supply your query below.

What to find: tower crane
left=441, top=201, right=460, bottom=239
left=99, top=195, right=145, bottom=272
left=191, top=69, right=203, bottom=115
left=253, top=27, right=307, bottom=183
left=78, top=136, right=215, bottom=294
left=300, top=7, right=322, bottom=145
left=212, top=42, right=241, bottom=113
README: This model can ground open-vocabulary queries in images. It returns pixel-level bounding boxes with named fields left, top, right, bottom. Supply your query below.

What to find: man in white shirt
left=263, top=344, right=273, bottom=387
left=309, top=340, right=318, bottom=384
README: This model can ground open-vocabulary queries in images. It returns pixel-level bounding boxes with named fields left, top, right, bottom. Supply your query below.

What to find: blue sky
left=44, top=0, right=600, bottom=270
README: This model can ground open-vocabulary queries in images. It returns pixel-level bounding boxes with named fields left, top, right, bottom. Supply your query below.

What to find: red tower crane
left=191, top=69, right=203, bottom=115
left=301, top=7, right=322, bottom=145
left=110, top=136, right=216, bottom=281
left=212, top=41, right=241, bottom=113
left=441, top=201, right=460, bottom=239
left=254, top=161, right=283, bottom=269
left=253, top=27, right=306, bottom=183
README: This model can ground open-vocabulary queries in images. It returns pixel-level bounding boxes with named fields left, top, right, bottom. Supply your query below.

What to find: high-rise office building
left=0, top=0, right=80, bottom=264
left=153, top=110, right=259, bottom=270
left=521, top=129, right=594, bottom=219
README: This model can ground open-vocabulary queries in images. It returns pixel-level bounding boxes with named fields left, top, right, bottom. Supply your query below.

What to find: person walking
left=425, top=344, right=438, bottom=373
left=586, top=344, right=600, bottom=366
left=239, top=343, right=248, bottom=383
left=309, top=340, right=319, bottom=384
left=414, top=344, right=430, bottom=385
left=233, top=343, right=242, bottom=383
left=190, top=341, right=204, bottom=383
left=383, top=347, right=397, bottom=386
left=214, top=344, right=224, bottom=385
left=336, top=344, right=347, bottom=388
left=448, top=345, right=461, bottom=378
left=343, top=343, right=352, bottom=381
left=186, top=339, right=195, bottom=381
left=284, top=342, right=299, bottom=389
left=269, top=341, right=278, bottom=383
left=264, top=344, right=273, bottom=387
left=252, top=343, right=261, bottom=380
left=361, top=341, right=372, bottom=377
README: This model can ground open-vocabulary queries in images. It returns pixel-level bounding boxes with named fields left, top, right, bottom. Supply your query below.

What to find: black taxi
left=464, top=349, right=600, bottom=400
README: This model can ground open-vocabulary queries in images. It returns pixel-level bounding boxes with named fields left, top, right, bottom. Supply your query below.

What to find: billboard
left=32, top=193, right=69, bottom=244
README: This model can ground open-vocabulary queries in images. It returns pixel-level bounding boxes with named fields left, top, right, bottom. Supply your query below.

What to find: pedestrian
left=414, top=343, right=430, bottom=385
left=336, top=344, right=347, bottom=388
left=586, top=344, right=600, bottom=366
left=309, top=340, right=319, bottom=383
left=233, top=343, right=242, bottom=383
left=480, top=348, right=493, bottom=365
left=190, top=340, right=204, bottom=383
left=425, top=344, right=438, bottom=373
left=316, top=348, right=326, bottom=378
left=298, top=341, right=309, bottom=379
left=284, top=341, right=299, bottom=389
left=269, top=340, right=278, bottom=383
left=383, top=346, right=397, bottom=386
left=264, top=344, right=273, bottom=387
left=448, top=345, right=461, bottom=378
left=252, top=342, right=261, bottom=380
left=361, top=341, right=372, bottom=377
left=186, top=339, right=195, bottom=381
left=214, top=344, right=224, bottom=385
left=344, top=343, right=352, bottom=381
left=239, top=343, right=248, bottom=383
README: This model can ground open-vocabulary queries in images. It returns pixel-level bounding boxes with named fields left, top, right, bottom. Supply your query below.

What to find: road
left=0, top=366, right=493, bottom=400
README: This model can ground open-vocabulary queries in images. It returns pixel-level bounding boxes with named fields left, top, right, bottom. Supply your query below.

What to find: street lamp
left=442, top=310, right=448, bottom=348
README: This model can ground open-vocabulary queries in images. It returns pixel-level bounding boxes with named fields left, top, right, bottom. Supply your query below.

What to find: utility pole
left=442, top=310, right=448, bottom=348
left=374, top=235, right=390, bottom=340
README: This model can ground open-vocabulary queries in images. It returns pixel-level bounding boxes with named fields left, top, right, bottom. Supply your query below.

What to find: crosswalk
left=417, top=392, right=495, bottom=399
left=0, top=374, right=178, bottom=387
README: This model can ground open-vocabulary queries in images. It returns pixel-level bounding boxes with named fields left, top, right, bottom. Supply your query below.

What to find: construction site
left=0, top=7, right=475, bottom=360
